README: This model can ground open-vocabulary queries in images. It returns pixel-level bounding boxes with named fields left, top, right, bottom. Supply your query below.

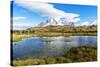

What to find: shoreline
left=12, top=33, right=97, bottom=42
left=12, top=46, right=97, bottom=66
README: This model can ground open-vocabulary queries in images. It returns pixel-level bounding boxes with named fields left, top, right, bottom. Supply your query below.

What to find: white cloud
left=13, top=26, right=28, bottom=30
left=14, top=0, right=80, bottom=23
left=13, top=16, right=27, bottom=21
left=64, top=17, right=80, bottom=23
left=12, top=16, right=37, bottom=30
left=13, top=22, right=36, bottom=30
left=12, top=16, right=28, bottom=30
left=90, top=20, right=97, bottom=25
left=80, top=20, right=97, bottom=26
left=13, top=23, right=33, bottom=27
left=80, top=21, right=90, bottom=26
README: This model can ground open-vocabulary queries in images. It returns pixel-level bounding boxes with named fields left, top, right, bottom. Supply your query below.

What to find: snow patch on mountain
left=38, top=18, right=63, bottom=27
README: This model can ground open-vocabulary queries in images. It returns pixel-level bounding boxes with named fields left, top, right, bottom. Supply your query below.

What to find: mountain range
left=38, top=18, right=74, bottom=27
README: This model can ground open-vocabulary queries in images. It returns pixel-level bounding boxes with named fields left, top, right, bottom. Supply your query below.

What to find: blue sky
left=54, top=3, right=97, bottom=21
left=12, top=1, right=97, bottom=30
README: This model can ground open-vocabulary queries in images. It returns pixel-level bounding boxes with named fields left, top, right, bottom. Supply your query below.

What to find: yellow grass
left=12, top=34, right=33, bottom=42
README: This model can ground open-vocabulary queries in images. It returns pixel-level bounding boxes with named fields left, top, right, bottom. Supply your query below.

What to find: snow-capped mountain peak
left=38, top=18, right=64, bottom=27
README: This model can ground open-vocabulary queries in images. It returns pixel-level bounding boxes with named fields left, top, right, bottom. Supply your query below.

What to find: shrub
left=45, top=57, right=56, bottom=64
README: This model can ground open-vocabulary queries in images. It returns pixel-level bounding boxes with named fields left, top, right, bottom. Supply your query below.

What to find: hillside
left=12, top=25, right=97, bottom=37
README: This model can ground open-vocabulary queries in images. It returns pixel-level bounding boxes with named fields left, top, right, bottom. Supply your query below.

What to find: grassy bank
left=12, top=25, right=97, bottom=42
left=12, top=46, right=97, bottom=66
left=36, top=32, right=97, bottom=37
left=12, top=34, right=33, bottom=42
left=12, top=32, right=97, bottom=42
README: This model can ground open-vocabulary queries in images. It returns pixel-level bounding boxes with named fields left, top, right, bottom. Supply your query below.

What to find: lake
left=12, top=36, right=97, bottom=59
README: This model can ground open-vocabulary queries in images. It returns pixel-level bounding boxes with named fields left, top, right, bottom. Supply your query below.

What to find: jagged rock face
left=38, top=18, right=74, bottom=27
left=38, top=18, right=64, bottom=27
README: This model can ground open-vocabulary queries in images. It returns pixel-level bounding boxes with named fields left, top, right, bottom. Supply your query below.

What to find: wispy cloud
left=90, top=20, right=97, bottom=25
left=13, top=16, right=27, bottom=21
left=80, top=21, right=90, bottom=26
left=14, top=0, right=80, bottom=23
left=80, top=20, right=97, bottom=26
left=13, top=22, right=35, bottom=30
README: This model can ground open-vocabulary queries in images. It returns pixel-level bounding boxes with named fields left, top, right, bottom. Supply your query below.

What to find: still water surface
left=12, top=36, right=97, bottom=59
